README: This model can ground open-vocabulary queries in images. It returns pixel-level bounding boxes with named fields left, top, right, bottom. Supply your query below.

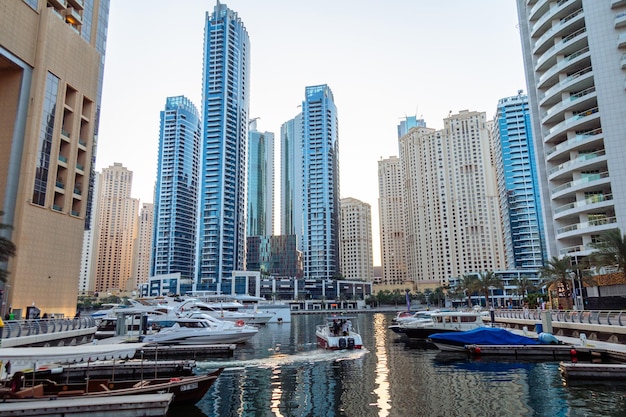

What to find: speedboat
left=428, top=327, right=543, bottom=352
left=398, top=310, right=485, bottom=341
left=316, top=316, right=363, bottom=350
left=140, top=315, right=258, bottom=345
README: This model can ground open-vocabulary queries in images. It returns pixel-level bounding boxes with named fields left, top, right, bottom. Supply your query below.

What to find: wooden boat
left=1, top=368, right=223, bottom=405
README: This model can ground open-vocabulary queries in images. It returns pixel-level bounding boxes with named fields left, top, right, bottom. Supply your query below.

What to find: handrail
left=0, top=317, right=97, bottom=339
left=493, top=308, right=626, bottom=327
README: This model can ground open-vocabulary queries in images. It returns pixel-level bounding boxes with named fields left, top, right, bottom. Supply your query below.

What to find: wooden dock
left=466, top=344, right=581, bottom=359
left=559, top=362, right=626, bottom=384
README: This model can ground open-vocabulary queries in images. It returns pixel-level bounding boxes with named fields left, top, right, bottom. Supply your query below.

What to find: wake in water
left=196, top=347, right=369, bottom=371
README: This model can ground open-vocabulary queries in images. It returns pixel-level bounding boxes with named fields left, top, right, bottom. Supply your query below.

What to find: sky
left=97, top=1, right=527, bottom=266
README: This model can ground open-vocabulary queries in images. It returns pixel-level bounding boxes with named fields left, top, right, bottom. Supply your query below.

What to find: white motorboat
left=398, top=310, right=486, bottom=341
left=176, top=299, right=272, bottom=325
left=316, top=316, right=363, bottom=350
left=388, top=311, right=435, bottom=335
left=140, top=315, right=258, bottom=345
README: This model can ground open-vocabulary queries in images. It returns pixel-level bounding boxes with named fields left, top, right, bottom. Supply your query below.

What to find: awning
left=0, top=343, right=146, bottom=366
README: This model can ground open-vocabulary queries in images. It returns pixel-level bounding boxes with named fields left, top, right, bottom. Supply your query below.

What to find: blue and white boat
left=428, top=327, right=544, bottom=352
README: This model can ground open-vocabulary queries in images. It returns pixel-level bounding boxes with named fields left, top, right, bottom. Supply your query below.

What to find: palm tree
left=0, top=211, right=17, bottom=283
left=474, top=270, right=503, bottom=308
left=458, top=275, right=479, bottom=308
left=511, top=275, right=536, bottom=300
left=539, top=256, right=572, bottom=309
left=588, top=228, right=626, bottom=277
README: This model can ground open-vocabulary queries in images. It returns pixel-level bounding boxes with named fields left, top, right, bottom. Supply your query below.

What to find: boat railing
left=0, top=316, right=97, bottom=339
left=493, top=308, right=625, bottom=327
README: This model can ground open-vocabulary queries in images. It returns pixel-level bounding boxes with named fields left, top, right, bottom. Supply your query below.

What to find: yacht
left=140, top=315, right=258, bottom=345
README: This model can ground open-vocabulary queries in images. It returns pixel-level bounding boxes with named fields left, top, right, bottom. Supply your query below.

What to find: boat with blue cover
left=428, top=327, right=546, bottom=352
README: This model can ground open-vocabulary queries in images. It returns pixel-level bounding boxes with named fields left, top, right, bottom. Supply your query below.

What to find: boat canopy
left=0, top=343, right=146, bottom=365
left=429, top=327, right=541, bottom=345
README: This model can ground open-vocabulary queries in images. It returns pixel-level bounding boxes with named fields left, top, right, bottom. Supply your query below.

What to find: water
left=169, top=312, right=626, bottom=417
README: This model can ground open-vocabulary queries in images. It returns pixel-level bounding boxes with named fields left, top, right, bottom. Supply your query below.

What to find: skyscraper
left=378, top=156, right=408, bottom=285
left=153, top=96, right=201, bottom=282
left=516, top=1, right=626, bottom=260
left=340, top=198, right=374, bottom=281
left=400, top=111, right=506, bottom=288
left=493, top=93, right=546, bottom=269
left=93, top=163, right=139, bottom=293
left=0, top=0, right=110, bottom=316
left=280, top=114, right=303, bottom=248
left=198, top=2, right=250, bottom=287
left=302, top=85, right=340, bottom=279
left=247, top=119, right=274, bottom=237
left=133, top=202, right=154, bottom=288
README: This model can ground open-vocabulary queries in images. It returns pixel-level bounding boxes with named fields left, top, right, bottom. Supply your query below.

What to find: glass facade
left=302, top=85, right=340, bottom=279
left=198, top=3, right=250, bottom=288
left=247, top=122, right=274, bottom=237
left=153, top=96, right=201, bottom=282
left=495, top=94, right=547, bottom=269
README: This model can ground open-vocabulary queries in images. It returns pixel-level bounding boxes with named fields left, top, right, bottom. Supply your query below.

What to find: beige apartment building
left=93, top=164, right=138, bottom=294
left=0, top=0, right=109, bottom=317
left=377, top=156, right=409, bottom=285
left=340, top=197, right=374, bottom=282
left=399, top=111, right=506, bottom=290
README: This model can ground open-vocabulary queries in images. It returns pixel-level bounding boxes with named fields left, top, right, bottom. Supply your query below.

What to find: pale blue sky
left=98, top=1, right=526, bottom=265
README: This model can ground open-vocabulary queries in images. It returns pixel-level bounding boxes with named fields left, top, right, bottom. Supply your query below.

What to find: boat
left=428, top=327, right=543, bottom=352
left=316, top=316, right=363, bottom=350
left=1, top=368, right=223, bottom=405
left=0, top=392, right=174, bottom=417
left=177, top=298, right=272, bottom=325
left=140, top=315, right=258, bottom=345
left=398, top=310, right=485, bottom=340
left=388, top=311, right=435, bottom=335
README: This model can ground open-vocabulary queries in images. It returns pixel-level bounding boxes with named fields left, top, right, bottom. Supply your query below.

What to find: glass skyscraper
left=153, top=96, right=201, bottom=282
left=247, top=119, right=274, bottom=237
left=280, top=113, right=303, bottom=248
left=198, top=2, right=250, bottom=287
left=494, top=93, right=546, bottom=269
left=302, top=85, right=340, bottom=279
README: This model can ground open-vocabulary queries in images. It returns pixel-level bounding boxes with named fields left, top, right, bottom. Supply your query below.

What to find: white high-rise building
left=399, top=111, right=506, bottom=288
left=378, top=156, right=408, bottom=285
left=516, top=1, right=626, bottom=260
left=340, top=198, right=374, bottom=282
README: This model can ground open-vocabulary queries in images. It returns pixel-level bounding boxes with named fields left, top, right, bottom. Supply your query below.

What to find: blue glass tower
left=247, top=119, right=274, bottom=237
left=280, top=113, right=303, bottom=248
left=153, top=96, right=201, bottom=281
left=495, top=93, right=546, bottom=269
left=302, top=85, right=340, bottom=279
left=198, top=2, right=250, bottom=287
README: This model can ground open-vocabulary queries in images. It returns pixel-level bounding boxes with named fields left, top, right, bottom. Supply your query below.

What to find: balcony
left=543, top=106, right=599, bottom=144
left=556, top=216, right=617, bottom=237
left=619, top=33, right=626, bottom=49
left=64, top=8, right=82, bottom=26
left=61, top=129, right=71, bottom=139
left=548, top=149, right=606, bottom=179
left=612, top=0, right=626, bottom=9
left=58, top=155, right=68, bottom=164
left=616, top=11, right=626, bottom=28
left=551, top=171, right=610, bottom=197
left=546, top=127, right=602, bottom=159
left=67, top=0, right=84, bottom=10
left=554, top=193, right=613, bottom=217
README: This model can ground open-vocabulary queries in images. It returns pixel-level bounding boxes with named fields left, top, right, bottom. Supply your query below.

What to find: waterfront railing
left=494, top=308, right=625, bottom=327
left=0, top=316, right=97, bottom=339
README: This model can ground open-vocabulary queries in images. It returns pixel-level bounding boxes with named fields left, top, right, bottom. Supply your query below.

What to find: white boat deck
left=0, top=392, right=173, bottom=416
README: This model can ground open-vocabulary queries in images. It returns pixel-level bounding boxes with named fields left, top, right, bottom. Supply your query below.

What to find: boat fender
left=170, top=377, right=181, bottom=383
left=570, top=348, right=577, bottom=356
left=474, top=347, right=481, bottom=355
left=236, top=320, right=245, bottom=327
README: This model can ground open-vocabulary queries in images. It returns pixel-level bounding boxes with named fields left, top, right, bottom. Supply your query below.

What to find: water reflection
left=165, top=312, right=626, bottom=417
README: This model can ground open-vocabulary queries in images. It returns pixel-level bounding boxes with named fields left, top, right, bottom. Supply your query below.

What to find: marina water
left=171, top=312, right=625, bottom=417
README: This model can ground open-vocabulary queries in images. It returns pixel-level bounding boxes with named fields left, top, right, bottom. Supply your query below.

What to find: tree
left=429, top=286, right=446, bottom=308
left=458, top=275, right=479, bottom=308
left=588, top=228, right=626, bottom=277
left=474, top=270, right=503, bottom=308
left=0, top=211, right=17, bottom=283
left=511, top=275, right=536, bottom=299
left=539, top=256, right=572, bottom=309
